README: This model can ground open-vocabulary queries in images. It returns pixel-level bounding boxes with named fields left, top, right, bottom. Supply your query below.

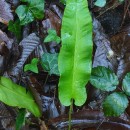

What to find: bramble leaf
left=103, top=92, right=128, bottom=116
left=44, top=29, right=61, bottom=44
left=41, top=53, right=59, bottom=75
left=24, top=58, right=39, bottom=73
left=16, top=0, right=44, bottom=25
left=122, top=73, right=130, bottom=96
left=0, top=77, right=41, bottom=117
left=58, top=0, right=93, bottom=106
left=8, top=20, right=21, bottom=40
left=90, top=66, right=119, bottom=91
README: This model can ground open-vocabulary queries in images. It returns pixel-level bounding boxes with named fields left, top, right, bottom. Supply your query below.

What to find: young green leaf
left=95, top=0, right=106, bottom=7
left=15, top=0, right=44, bottom=25
left=122, top=73, right=130, bottom=96
left=58, top=0, right=93, bottom=106
left=15, top=5, right=34, bottom=25
left=118, top=0, right=124, bottom=2
left=21, top=0, right=44, bottom=19
left=44, top=29, right=61, bottom=44
left=16, top=108, right=26, bottom=130
left=8, top=20, right=21, bottom=40
left=41, top=53, right=59, bottom=75
left=24, top=58, right=39, bottom=73
left=103, top=92, right=128, bottom=116
left=0, top=76, right=41, bottom=117
left=60, top=0, right=66, bottom=5
left=90, top=66, right=119, bottom=91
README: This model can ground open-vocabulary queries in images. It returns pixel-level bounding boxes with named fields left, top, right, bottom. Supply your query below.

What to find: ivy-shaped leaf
left=119, top=0, right=124, bottom=2
left=122, top=73, right=130, bottom=96
left=21, top=0, right=44, bottom=19
left=24, top=58, right=39, bottom=73
left=16, top=109, right=26, bottom=130
left=40, top=53, right=59, bottom=75
left=0, top=77, right=41, bottom=117
left=15, top=5, right=34, bottom=25
left=15, top=0, right=44, bottom=25
left=94, top=0, right=106, bottom=7
left=58, top=0, right=93, bottom=106
left=90, top=66, right=119, bottom=91
left=103, top=92, right=128, bottom=116
left=8, top=20, right=22, bottom=40
left=44, top=29, right=61, bottom=44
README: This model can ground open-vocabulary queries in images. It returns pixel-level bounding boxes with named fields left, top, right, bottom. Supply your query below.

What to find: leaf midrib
left=72, top=2, right=79, bottom=98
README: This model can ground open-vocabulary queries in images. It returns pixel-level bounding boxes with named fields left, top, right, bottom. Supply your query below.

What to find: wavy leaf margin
left=58, top=0, right=93, bottom=106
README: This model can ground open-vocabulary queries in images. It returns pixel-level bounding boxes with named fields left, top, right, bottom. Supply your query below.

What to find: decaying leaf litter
left=1, top=0, right=130, bottom=130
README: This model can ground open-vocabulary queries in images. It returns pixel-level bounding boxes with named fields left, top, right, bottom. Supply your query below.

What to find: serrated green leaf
left=8, top=20, right=21, bottom=40
left=44, top=29, right=61, bottom=44
left=122, top=73, right=130, bottom=96
left=15, top=0, right=44, bottom=25
left=58, top=0, right=93, bottom=106
left=90, top=66, right=119, bottom=91
left=0, top=77, right=41, bottom=117
left=103, top=92, right=128, bottom=116
left=24, top=58, right=39, bottom=73
left=95, top=0, right=106, bottom=7
left=41, top=53, right=59, bottom=75
left=16, top=108, right=26, bottom=130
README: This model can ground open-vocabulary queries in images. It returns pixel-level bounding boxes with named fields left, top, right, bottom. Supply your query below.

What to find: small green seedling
left=15, top=0, right=44, bottom=25
left=44, top=29, right=61, bottom=44
left=24, top=58, right=39, bottom=73
left=8, top=20, right=22, bottom=40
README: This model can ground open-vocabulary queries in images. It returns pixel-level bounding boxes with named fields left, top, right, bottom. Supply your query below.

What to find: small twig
left=121, top=0, right=130, bottom=27
left=43, top=74, right=49, bottom=87
left=96, top=2, right=120, bottom=18
left=96, top=118, right=107, bottom=130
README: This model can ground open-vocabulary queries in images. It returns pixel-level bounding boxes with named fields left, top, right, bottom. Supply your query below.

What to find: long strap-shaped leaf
left=0, top=77, right=41, bottom=117
left=58, top=0, right=93, bottom=106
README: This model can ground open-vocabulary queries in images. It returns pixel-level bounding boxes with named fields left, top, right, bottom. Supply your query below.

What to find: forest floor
left=1, top=0, right=130, bottom=130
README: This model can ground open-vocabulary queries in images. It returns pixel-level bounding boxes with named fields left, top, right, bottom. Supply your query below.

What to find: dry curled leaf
left=0, top=30, right=13, bottom=50
left=93, top=18, right=118, bottom=72
left=0, top=30, right=13, bottom=75
left=110, top=26, right=130, bottom=79
left=11, top=33, right=40, bottom=76
left=0, top=0, right=13, bottom=25
left=42, top=9, right=61, bottom=36
left=0, top=102, right=16, bottom=130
